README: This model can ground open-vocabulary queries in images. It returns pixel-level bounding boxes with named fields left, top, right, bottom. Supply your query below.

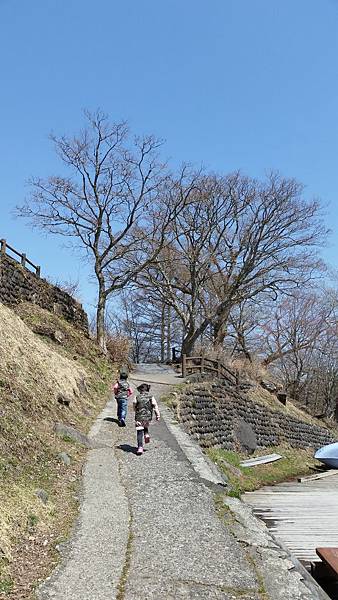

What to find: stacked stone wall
left=177, top=381, right=335, bottom=451
left=0, top=256, right=88, bottom=333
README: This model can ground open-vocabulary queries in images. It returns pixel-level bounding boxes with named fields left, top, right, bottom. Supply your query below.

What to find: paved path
left=38, top=364, right=329, bottom=600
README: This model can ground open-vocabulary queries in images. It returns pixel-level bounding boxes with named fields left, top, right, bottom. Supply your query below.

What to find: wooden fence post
left=0, top=239, right=6, bottom=256
left=36, top=266, right=41, bottom=278
left=182, top=354, right=187, bottom=378
left=21, top=253, right=26, bottom=268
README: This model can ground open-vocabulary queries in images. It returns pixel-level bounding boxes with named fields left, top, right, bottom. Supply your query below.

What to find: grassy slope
left=207, top=446, right=316, bottom=497
left=0, top=302, right=114, bottom=598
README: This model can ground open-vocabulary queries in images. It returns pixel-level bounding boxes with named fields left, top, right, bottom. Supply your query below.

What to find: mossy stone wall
left=0, top=256, right=88, bottom=333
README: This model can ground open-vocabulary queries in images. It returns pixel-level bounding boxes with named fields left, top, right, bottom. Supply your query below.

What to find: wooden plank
left=240, top=453, right=282, bottom=467
left=5, top=241, right=23, bottom=258
left=298, top=470, right=338, bottom=483
left=183, top=355, right=237, bottom=385
left=316, top=547, right=338, bottom=576
left=244, top=476, right=338, bottom=565
left=203, top=357, right=218, bottom=366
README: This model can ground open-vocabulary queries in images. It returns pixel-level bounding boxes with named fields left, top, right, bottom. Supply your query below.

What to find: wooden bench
left=315, top=547, right=338, bottom=579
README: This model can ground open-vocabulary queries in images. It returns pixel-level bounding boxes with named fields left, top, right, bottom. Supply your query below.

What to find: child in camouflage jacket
left=133, top=383, right=160, bottom=455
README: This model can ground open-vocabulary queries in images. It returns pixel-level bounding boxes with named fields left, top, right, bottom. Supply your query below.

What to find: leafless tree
left=47, top=276, right=81, bottom=302
left=107, top=289, right=182, bottom=363
left=226, top=299, right=264, bottom=362
left=142, top=172, right=327, bottom=355
left=16, top=110, right=195, bottom=351
left=256, top=291, right=338, bottom=417
left=259, top=294, right=330, bottom=368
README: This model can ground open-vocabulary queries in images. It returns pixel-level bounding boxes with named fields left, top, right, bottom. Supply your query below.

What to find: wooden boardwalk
left=243, top=473, right=338, bottom=566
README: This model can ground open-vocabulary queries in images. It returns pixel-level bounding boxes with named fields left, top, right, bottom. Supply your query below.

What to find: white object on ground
left=240, top=453, right=283, bottom=467
left=298, top=469, right=338, bottom=483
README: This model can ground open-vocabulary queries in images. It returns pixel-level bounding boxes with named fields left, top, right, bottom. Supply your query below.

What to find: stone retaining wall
left=177, top=380, right=335, bottom=451
left=0, top=255, right=88, bottom=333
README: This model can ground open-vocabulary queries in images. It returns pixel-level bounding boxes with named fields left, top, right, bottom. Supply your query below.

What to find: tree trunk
left=96, top=289, right=107, bottom=353
left=166, top=304, right=171, bottom=362
left=213, top=308, right=230, bottom=347
left=182, top=331, right=197, bottom=357
left=161, top=303, right=165, bottom=363
left=181, top=317, right=210, bottom=356
left=237, top=331, right=252, bottom=362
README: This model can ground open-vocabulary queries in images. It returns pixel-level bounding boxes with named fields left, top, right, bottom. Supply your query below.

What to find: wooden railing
left=182, top=354, right=238, bottom=386
left=0, top=239, right=41, bottom=277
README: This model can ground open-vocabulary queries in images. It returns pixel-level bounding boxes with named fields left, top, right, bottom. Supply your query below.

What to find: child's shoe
left=136, top=447, right=144, bottom=455
left=144, top=433, right=150, bottom=444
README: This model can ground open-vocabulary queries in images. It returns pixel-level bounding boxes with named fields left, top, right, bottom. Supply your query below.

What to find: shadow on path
left=117, top=443, right=137, bottom=454
left=104, top=417, right=120, bottom=425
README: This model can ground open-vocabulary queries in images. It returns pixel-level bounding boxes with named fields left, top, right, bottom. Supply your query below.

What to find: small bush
left=27, top=514, right=38, bottom=529
left=227, top=488, right=241, bottom=499
left=106, top=336, right=131, bottom=365
left=0, top=577, right=13, bottom=593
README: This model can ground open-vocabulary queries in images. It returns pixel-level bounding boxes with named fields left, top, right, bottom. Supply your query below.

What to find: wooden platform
left=243, top=473, right=338, bottom=566
left=316, top=547, right=338, bottom=577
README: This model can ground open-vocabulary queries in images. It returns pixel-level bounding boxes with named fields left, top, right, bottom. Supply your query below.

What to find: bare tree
left=142, top=172, right=327, bottom=355
left=226, top=299, right=263, bottom=362
left=259, top=294, right=330, bottom=369
left=141, top=175, right=230, bottom=354
left=301, top=332, right=338, bottom=419
left=205, top=173, right=326, bottom=347
left=47, top=276, right=81, bottom=301
left=107, top=289, right=181, bottom=363
left=16, top=110, right=195, bottom=351
left=258, top=291, right=338, bottom=416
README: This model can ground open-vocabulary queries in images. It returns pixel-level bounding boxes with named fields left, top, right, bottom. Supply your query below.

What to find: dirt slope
left=0, top=302, right=113, bottom=598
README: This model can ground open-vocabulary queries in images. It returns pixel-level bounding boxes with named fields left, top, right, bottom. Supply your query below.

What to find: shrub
left=106, top=336, right=131, bottom=365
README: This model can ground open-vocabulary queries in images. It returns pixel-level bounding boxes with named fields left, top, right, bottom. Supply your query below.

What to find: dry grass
left=0, top=303, right=88, bottom=411
left=246, top=385, right=320, bottom=425
left=229, top=356, right=274, bottom=381
left=0, top=302, right=114, bottom=597
left=106, top=335, right=131, bottom=365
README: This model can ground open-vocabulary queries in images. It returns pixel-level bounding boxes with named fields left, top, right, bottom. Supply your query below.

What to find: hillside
left=0, top=302, right=114, bottom=598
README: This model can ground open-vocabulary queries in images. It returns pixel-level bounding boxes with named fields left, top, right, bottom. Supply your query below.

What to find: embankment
left=0, top=301, right=113, bottom=598
left=172, top=379, right=335, bottom=452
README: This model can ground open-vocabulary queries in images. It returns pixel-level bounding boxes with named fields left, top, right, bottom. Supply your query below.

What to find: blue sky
left=1, top=0, right=338, bottom=315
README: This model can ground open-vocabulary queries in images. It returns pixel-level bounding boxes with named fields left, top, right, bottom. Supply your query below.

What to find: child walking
left=113, top=368, right=133, bottom=427
left=133, top=383, right=160, bottom=455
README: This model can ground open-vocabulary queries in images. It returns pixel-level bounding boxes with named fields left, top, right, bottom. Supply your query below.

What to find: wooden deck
left=243, top=473, right=338, bottom=566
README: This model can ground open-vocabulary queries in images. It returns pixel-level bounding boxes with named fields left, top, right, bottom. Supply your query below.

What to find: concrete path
left=38, top=399, right=129, bottom=600
left=38, top=364, right=329, bottom=600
